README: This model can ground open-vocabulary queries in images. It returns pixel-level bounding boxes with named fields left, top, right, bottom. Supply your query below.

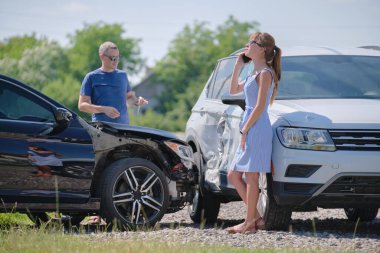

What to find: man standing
left=78, top=41, right=147, bottom=125
left=78, top=41, right=148, bottom=225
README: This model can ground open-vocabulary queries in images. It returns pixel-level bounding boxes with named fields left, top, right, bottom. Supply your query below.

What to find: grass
left=0, top=213, right=342, bottom=253
left=0, top=226, right=286, bottom=253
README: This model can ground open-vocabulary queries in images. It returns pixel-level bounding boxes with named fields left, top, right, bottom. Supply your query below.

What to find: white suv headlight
left=164, top=141, right=194, bottom=168
left=277, top=127, right=336, bottom=151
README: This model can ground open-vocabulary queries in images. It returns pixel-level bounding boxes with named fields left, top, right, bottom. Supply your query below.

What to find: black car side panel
left=0, top=118, right=95, bottom=204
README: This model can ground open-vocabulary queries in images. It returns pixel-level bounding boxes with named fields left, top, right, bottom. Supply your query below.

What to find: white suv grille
left=329, top=130, right=380, bottom=151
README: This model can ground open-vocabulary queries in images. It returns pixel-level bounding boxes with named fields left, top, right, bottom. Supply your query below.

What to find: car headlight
left=277, top=127, right=336, bottom=151
left=164, top=141, right=194, bottom=168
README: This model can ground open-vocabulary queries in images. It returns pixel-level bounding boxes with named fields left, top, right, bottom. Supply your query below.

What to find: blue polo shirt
left=80, top=68, right=132, bottom=125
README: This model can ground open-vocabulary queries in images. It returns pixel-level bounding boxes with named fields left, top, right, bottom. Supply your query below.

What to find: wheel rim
left=257, top=173, right=269, bottom=218
left=112, top=166, right=165, bottom=225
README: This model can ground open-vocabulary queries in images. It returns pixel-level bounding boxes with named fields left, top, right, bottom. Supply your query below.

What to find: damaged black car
left=0, top=74, right=195, bottom=229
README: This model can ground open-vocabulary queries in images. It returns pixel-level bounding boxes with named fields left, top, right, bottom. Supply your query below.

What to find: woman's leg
left=241, top=172, right=260, bottom=233
left=225, top=170, right=246, bottom=233
left=227, top=170, right=247, bottom=203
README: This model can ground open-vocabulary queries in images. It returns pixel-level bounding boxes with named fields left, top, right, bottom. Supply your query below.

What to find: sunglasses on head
left=104, top=55, right=119, bottom=62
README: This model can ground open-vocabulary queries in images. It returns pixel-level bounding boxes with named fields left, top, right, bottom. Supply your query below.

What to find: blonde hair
left=99, top=41, right=118, bottom=55
left=250, top=32, right=281, bottom=104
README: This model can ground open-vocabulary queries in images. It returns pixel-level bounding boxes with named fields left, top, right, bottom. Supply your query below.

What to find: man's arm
left=78, top=95, right=120, bottom=119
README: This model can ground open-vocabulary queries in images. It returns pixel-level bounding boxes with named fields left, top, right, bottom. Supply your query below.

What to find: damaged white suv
left=186, top=47, right=380, bottom=230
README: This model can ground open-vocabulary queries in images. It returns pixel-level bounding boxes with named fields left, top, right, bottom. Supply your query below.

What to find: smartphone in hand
left=242, top=54, right=251, bottom=63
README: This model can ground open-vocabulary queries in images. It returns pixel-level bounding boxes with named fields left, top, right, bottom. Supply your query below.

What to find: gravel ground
left=85, top=202, right=380, bottom=252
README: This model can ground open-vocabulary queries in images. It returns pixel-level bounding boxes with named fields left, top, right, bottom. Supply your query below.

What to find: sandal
left=239, top=220, right=257, bottom=234
left=86, top=216, right=102, bottom=225
left=255, top=217, right=265, bottom=230
left=224, top=222, right=245, bottom=234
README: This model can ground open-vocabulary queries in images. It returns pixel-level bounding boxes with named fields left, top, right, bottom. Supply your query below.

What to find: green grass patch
left=0, top=213, right=32, bottom=227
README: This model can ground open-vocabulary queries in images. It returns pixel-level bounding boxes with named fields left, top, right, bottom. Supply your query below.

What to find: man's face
left=101, top=48, right=119, bottom=70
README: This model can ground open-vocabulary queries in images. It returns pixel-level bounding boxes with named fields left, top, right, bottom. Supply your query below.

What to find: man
left=78, top=41, right=148, bottom=125
left=78, top=41, right=148, bottom=224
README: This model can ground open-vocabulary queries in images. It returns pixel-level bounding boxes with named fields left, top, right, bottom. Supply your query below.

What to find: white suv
left=185, top=47, right=380, bottom=230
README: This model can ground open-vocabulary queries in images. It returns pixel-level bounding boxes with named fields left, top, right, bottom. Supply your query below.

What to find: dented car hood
left=98, top=121, right=179, bottom=140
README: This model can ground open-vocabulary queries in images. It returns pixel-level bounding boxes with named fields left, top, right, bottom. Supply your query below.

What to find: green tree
left=0, top=42, right=68, bottom=90
left=67, top=22, right=144, bottom=81
left=0, top=34, right=45, bottom=60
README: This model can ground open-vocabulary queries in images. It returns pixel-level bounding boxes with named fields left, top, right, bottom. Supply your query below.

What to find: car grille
left=329, top=130, right=380, bottom=151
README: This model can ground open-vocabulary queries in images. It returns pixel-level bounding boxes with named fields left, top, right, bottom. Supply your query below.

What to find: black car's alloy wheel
left=100, top=158, right=169, bottom=229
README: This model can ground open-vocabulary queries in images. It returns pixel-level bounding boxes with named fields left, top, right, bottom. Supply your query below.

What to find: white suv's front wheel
left=257, top=173, right=292, bottom=230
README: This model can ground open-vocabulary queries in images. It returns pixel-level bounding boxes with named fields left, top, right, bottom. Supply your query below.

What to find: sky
left=1, top=0, right=379, bottom=81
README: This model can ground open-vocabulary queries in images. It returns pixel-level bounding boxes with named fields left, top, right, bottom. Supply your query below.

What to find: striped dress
left=230, top=68, right=274, bottom=173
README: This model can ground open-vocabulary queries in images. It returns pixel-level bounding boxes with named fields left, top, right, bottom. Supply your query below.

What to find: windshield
left=277, top=55, right=380, bottom=99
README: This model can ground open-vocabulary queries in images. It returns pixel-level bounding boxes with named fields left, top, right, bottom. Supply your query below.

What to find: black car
left=0, top=74, right=195, bottom=229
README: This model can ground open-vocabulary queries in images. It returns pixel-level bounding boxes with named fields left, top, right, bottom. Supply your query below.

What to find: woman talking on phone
left=225, top=32, right=281, bottom=234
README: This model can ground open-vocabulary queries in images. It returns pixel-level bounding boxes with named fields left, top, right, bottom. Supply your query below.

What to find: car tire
left=257, top=173, right=292, bottom=230
left=27, top=212, right=85, bottom=226
left=188, top=150, right=220, bottom=224
left=344, top=207, right=379, bottom=222
left=100, top=158, right=169, bottom=230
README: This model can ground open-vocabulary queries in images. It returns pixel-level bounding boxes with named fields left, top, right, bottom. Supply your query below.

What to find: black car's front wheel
left=100, top=158, right=169, bottom=230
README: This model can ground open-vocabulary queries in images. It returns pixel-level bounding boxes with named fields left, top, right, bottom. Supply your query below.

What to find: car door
left=0, top=79, right=95, bottom=204
left=193, top=57, right=237, bottom=189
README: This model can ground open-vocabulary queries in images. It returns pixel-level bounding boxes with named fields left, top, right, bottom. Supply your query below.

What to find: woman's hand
left=236, top=52, right=246, bottom=66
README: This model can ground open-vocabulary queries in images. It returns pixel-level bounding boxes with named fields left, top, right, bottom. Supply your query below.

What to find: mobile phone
left=242, top=54, right=251, bottom=63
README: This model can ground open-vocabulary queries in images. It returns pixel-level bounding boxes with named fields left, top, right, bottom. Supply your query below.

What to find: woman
left=225, top=32, right=281, bottom=234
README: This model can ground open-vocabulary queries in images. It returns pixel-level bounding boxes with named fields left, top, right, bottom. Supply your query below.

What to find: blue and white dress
left=230, top=68, right=274, bottom=173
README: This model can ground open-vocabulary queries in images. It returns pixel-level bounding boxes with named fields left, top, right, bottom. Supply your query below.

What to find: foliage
left=67, top=22, right=143, bottom=81
left=0, top=41, right=69, bottom=90
left=0, top=34, right=45, bottom=60
left=41, top=75, right=82, bottom=114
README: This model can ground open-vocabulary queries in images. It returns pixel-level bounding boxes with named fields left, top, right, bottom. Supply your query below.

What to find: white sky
left=1, top=0, right=379, bottom=74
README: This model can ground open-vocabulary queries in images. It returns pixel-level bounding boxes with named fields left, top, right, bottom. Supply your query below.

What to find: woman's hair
left=250, top=32, right=281, bottom=104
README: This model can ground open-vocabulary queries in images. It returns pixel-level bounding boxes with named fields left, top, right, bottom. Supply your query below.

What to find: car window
left=0, top=81, right=55, bottom=122
left=278, top=56, right=380, bottom=99
left=210, top=58, right=236, bottom=100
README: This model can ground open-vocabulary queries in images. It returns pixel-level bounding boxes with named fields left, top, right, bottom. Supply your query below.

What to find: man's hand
left=102, top=106, right=120, bottom=119
left=135, top=96, right=149, bottom=106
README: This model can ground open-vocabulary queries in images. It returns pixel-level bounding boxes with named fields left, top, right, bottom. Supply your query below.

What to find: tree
left=67, top=22, right=144, bottom=81
left=0, top=41, right=69, bottom=90
left=0, top=34, right=45, bottom=60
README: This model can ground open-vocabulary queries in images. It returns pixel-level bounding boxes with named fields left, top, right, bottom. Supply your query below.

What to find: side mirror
left=54, top=108, right=72, bottom=128
left=221, top=92, right=246, bottom=110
